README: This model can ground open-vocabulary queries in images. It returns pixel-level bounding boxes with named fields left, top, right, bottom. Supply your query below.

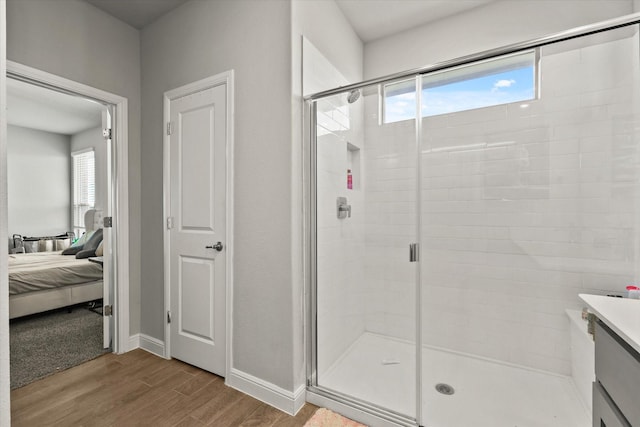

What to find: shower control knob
left=206, top=242, right=224, bottom=252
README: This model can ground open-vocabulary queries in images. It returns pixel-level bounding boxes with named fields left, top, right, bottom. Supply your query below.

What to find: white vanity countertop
left=579, top=293, right=640, bottom=354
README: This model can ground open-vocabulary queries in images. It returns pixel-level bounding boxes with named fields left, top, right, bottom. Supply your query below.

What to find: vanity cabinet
left=593, top=320, right=640, bottom=427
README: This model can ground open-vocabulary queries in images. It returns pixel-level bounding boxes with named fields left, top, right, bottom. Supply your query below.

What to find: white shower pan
left=319, top=333, right=590, bottom=427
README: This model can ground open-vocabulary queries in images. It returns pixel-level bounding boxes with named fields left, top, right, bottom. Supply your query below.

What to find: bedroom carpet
left=10, top=305, right=107, bottom=389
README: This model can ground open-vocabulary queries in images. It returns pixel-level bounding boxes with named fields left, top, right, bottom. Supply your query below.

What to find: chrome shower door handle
left=206, top=242, right=224, bottom=252
left=409, top=243, right=419, bottom=262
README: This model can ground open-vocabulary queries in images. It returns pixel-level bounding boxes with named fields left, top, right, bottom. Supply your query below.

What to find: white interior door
left=101, top=106, right=113, bottom=350
left=168, top=84, right=227, bottom=376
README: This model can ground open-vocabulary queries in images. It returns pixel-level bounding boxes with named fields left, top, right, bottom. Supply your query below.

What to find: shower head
left=347, top=89, right=361, bottom=104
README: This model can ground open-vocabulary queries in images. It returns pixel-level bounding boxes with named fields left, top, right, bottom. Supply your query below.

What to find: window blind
left=72, top=150, right=95, bottom=237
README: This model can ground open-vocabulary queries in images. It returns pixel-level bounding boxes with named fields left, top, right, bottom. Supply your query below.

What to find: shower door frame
left=306, top=93, right=422, bottom=427
left=305, top=12, right=640, bottom=427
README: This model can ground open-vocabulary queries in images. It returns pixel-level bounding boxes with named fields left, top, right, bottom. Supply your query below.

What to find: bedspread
left=8, top=251, right=103, bottom=295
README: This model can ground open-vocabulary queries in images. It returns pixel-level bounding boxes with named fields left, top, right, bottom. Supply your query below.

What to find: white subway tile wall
left=305, top=37, right=372, bottom=380
left=316, top=27, right=640, bottom=382
left=362, top=103, right=418, bottom=344
left=361, top=29, right=639, bottom=375
left=316, top=94, right=367, bottom=378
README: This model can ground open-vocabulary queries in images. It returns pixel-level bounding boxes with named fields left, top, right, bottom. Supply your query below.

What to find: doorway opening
left=5, top=61, right=130, bottom=389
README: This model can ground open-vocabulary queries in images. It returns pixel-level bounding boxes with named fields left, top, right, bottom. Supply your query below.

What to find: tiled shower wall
left=362, top=113, right=417, bottom=342
left=362, top=28, right=640, bottom=374
left=316, top=96, right=366, bottom=376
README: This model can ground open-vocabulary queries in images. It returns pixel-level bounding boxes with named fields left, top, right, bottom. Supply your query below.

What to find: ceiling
left=85, top=0, right=189, bottom=29
left=6, top=1, right=496, bottom=135
left=335, top=0, right=495, bottom=42
left=7, top=79, right=104, bottom=135
left=84, top=0, right=494, bottom=41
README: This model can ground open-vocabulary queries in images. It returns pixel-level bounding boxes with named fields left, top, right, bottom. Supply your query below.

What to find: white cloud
left=493, top=79, right=516, bottom=91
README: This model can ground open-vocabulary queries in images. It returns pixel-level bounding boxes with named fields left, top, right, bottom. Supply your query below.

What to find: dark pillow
left=75, top=228, right=103, bottom=259
left=61, top=230, right=96, bottom=255
left=62, top=245, right=84, bottom=255
left=75, top=248, right=96, bottom=259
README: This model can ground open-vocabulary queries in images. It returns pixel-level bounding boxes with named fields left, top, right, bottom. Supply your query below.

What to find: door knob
left=206, top=242, right=224, bottom=252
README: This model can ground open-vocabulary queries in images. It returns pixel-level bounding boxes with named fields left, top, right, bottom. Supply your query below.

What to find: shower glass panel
left=310, top=17, right=640, bottom=427
left=420, top=25, right=640, bottom=427
left=313, top=83, right=418, bottom=422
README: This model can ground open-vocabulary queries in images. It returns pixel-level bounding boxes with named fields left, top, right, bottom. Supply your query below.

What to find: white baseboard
left=293, top=384, right=307, bottom=415
left=127, top=334, right=140, bottom=352
left=128, top=333, right=166, bottom=358
left=226, top=368, right=306, bottom=415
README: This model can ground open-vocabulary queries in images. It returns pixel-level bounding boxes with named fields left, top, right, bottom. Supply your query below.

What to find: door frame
left=5, top=60, right=131, bottom=354
left=163, top=70, right=234, bottom=378
left=1, top=3, right=8, bottom=424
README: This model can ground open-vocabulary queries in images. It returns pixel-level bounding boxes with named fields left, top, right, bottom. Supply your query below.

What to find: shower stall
left=306, top=14, right=640, bottom=427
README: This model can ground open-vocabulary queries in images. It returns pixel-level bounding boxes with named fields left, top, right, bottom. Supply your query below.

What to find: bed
left=8, top=251, right=104, bottom=319
left=8, top=209, right=105, bottom=319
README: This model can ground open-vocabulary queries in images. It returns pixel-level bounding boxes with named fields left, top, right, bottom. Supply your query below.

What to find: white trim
left=8, top=61, right=126, bottom=105
left=225, top=71, right=235, bottom=394
left=71, top=147, right=95, bottom=156
left=163, top=70, right=235, bottom=374
left=0, top=2, right=9, bottom=425
left=113, top=95, right=130, bottom=355
left=226, top=70, right=236, bottom=388
left=162, top=90, right=171, bottom=359
left=226, top=368, right=306, bottom=416
left=127, top=333, right=167, bottom=358
left=128, top=333, right=140, bottom=351
left=6, top=61, right=130, bottom=355
left=293, top=384, right=307, bottom=415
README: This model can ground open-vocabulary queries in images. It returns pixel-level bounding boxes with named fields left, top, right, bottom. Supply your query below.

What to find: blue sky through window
left=422, top=67, right=534, bottom=116
left=385, top=90, right=416, bottom=123
left=384, top=55, right=536, bottom=123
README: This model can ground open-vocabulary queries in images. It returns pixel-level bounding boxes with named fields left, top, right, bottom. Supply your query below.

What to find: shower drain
left=435, top=383, right=455, bottom=395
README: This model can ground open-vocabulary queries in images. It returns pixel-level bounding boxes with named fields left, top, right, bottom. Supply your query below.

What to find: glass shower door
left=312, top=81, right=419, bottom=423
left=310, top=16, right=640, bottom=427
left=419, top=24, right=640, bottom=427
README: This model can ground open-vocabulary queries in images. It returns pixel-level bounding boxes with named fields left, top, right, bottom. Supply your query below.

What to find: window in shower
left=383, top=78, right=417, bottom=123
left=384, top=50, right=537, bottom=123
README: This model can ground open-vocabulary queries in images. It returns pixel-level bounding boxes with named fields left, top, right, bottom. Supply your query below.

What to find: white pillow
left=95, top=241, right=104, bottom=257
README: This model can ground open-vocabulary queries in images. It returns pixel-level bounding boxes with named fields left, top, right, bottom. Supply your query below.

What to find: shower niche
left=346, top=142, right=360, bottom=191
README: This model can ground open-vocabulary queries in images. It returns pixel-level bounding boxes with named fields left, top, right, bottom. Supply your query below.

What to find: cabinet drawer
left=595, top=321, right=640, bottom=425
left=593, top=381, right=631, bottom=427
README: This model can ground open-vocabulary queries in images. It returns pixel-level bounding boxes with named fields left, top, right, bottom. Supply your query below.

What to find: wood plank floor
left=11, top=349, right=319, bottom=426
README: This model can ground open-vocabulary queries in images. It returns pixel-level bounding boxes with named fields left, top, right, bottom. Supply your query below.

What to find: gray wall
left=292, top=0, right=363, bottom=84
left=71, top=127, right=106, bottom=214
left=7, top=125, right=70, bottom=238
left=6, top=0, right=142, bottom=334
left=141, top=0, right=366, bottom=394
left=364, top=0, right=635, bottom=80
left=141, top=0, right=296, bottom=390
